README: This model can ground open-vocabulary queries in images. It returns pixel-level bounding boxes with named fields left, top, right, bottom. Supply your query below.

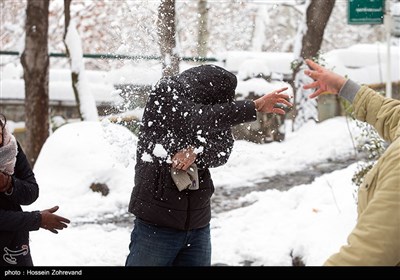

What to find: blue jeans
left=125, top=218, right=211, bottom=266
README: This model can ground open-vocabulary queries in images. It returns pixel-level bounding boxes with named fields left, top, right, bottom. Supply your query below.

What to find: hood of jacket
left=173, top=64, right=237, bottom=105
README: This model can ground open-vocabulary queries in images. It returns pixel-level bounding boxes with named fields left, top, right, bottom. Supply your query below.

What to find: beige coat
left=324, top=86, right=400, bottom=266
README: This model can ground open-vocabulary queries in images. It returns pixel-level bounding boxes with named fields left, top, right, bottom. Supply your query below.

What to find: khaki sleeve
left=324, top=140, right=400, bottom=266
left=353, top=86, right=400, bottom=143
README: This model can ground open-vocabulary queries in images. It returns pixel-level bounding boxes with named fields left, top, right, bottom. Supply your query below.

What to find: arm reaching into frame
left=303, top=59, right=347, bottom=98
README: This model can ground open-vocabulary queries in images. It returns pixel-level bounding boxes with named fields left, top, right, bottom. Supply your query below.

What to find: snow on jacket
left=325, top=84, right=400, bottom=266
left=128, top=64, right=257, bottom=230
left=0, top=141, right=41, bottom=266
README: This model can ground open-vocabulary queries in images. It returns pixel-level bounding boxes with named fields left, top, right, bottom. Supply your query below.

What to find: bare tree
left=63, top=0, right=82, bottom=119
left=197, top=0, right=209, bottom=58
left=157, top=0, right=179, bottom=77
left=291, top=0, right=336, bottom=131
left=20, top=0, right=50, bottom=167
left=298, top=0, right=335, bottom=60
left=63, top=0, right=98, bottom=121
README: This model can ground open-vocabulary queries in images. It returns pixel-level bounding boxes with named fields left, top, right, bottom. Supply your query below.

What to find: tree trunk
left=291, top=0, right=335, bottom=131
left=20, top=0, right=50, bottom=167
left=157, top=0, right=179, bottom=77
left=64, top=0, right=82, bottom=119
left=64, top=0, right=82, bottom=120
left=197, top=0, right=209, bottom=58
left=64, top=0, right=98, bottom=121
left=64, top=0, right=71, bottom=35
left=300, top=0, right=335, bottom=60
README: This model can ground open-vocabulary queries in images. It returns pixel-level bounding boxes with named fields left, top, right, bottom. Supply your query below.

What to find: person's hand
left=253, top=87, right=292, bottom=114
left=0, top=172, right=12, bottom=193
left=40, top=206, right=70, bottom=234
left=303, top=59, right=347, bottom=98
left=172, top=147, right=197, bottom=171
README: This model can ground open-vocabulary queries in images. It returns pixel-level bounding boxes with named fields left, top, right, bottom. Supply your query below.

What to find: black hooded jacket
left=128, top=64, right=257, bottom=230
left=0, top=142, right=41, bottom=266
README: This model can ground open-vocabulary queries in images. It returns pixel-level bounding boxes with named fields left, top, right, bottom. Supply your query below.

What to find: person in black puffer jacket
left=125, top=64, right=291, bottom=266
left=0, top=114, right=70, bottom=266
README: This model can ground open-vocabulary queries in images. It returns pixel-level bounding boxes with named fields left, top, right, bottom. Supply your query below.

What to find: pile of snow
left=31, top=120, right=137, bottom=221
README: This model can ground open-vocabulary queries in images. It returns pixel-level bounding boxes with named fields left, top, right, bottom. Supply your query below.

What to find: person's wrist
left=335, top=76, right=347, bottom=93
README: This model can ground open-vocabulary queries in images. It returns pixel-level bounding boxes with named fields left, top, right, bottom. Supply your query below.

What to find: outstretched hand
left=303, top=59, right=347, bottom=98
left=254, top=87, right=292, bottom=114
left=40, top=206, right=70, bottom=234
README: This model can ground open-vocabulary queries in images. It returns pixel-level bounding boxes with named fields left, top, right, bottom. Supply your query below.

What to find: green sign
left=348, top=0, right=384, bottom=25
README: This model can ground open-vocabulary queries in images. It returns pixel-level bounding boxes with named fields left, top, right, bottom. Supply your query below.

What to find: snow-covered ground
left=22, top=116, right=367, bottom=266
